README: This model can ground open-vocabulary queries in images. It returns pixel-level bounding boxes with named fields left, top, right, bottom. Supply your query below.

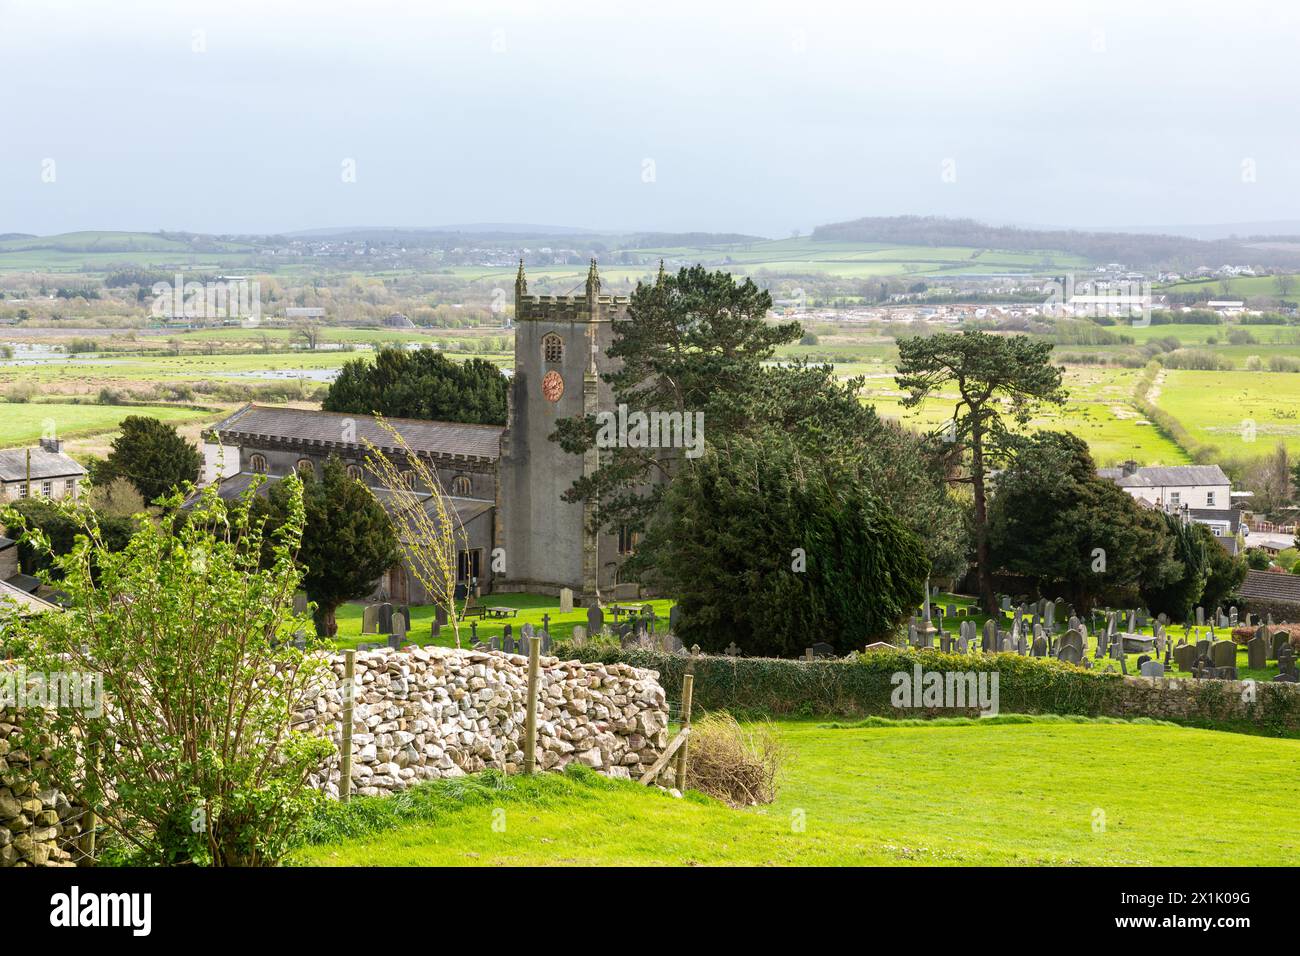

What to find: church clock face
left=542, top=370, right=564, bottom=402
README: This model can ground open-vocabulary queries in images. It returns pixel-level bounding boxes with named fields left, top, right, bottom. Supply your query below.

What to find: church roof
left=210, top=404, right=504, bottom=462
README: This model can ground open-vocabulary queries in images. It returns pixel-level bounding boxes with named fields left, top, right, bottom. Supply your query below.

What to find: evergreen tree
left=323, top=348, right=507, bottom=425
left=96, top=415, right=203, bottom=505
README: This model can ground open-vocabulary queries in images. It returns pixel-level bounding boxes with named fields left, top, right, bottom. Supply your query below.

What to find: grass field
left=1153, top=369, right=1300, bottom=456
left=860, top=366, right=1188, bottom=465
left=292, top=717, right=1300, bottom=866
left=0, top=402, right=216, bottom=448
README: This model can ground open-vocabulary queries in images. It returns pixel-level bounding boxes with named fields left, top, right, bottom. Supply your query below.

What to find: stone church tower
left=496, top=260, right=629, bottom=603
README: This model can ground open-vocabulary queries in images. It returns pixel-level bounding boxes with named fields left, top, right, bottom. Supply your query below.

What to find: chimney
left=1121, top=459, right=1139, bottom=477
left=39, top=436, right=63, bottom=454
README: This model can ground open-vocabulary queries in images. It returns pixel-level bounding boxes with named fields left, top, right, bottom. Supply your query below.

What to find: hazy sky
left=2, top=0, right=1298, bottom=237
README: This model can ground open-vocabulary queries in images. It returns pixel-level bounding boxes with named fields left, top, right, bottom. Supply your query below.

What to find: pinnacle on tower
left=657, top=258, right=667, bottom=284
left=585, top=258, right=600, bottom=299
left=514, top=258, right=527, bottom=298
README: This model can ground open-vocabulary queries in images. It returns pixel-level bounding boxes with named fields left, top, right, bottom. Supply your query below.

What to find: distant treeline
left=810, top=215, right=1300, bottom=270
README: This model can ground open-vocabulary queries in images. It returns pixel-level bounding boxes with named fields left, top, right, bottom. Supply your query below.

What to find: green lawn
left=332, top=592, right=676, bottom=650
left=0, top=401, right=215, bottom=447
left=292, top=717, right=1300, bottom=866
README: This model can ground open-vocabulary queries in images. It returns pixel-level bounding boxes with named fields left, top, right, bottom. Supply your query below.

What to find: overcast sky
left=1, top=0, right=1297, bottom=237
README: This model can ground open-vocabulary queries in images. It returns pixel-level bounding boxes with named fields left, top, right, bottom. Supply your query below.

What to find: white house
left=1098, top=462, right=1234, bottom=510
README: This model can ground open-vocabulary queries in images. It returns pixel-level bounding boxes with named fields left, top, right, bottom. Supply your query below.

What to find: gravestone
left=375, top=602, right=394, bottom=635
left=435, top=605, right=448, bottom=627
left=587, top=605, right=604, bottom=635
left=724, top=642, right=741, bottom=657
left=1229, top=606, right=1239, bottom=627
left=1031, top=635, right=1048, bottom=657
left=1139, top=660, right=1165, bottom=679
left=668, top=604, right=681, bottom=632
left=1174, top=642, right=1196, bottom=673
left=571, top=624, right=587, bottom=647
left=1211, top=640, right=1236, bottom=668
left=1196, top=606, right=1205, bottom=626
left=559, top=588, right=574, bottom=614
left=293, top=591, right=309, bottom=615
left=1270, top=631, right=1288, bottom=661
left=809, top=641, right=835, bottom=659
left=1058, top=643, right=1082, bottom=665
left=982, top=619, right=997, bottom=653
left=1248, top=635, right=1267, bottom=670
left=391, top=611, right=407, bottom=644
left=1275, top=645, right=1299, bottom=683
left=502, top=623, right=515, bottom=654
left=362, top=604, right=379, bottom=635
left=430, top=617, right=440, bottom=640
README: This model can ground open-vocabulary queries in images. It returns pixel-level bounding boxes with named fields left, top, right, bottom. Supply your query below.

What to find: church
left=203, top=260, right=637, bottom=608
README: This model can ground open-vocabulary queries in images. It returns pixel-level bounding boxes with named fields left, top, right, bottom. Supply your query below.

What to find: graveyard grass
left=293, top=717, right=1300, bottom=866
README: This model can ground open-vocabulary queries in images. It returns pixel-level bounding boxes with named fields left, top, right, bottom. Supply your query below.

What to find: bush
left=684, top=712, right=783, bottom=806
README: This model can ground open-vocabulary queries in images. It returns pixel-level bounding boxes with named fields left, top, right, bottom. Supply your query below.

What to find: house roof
left=210, top=404, right=504, bottom=463
left=1238, top=569, right=1300, bottom=606
left=0, top=578, right=59, bottom=615
left=1099, top=464, right=1230, bottom=489
left=1189, top=507, right=1242, bottom=533
left=0, top=446, right=87, bottom=482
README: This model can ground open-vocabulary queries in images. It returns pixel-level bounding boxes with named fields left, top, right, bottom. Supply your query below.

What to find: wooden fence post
left=524, top=634, right=541, bottom=774
left=340, top=649, right=355, bottom=804
left=674, top=672, right=694, bottom=792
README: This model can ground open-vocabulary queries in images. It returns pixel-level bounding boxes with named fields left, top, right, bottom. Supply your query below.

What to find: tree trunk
left=313, top=604, right=338, bottom=638
left=971, top=422, right=995, bottom=614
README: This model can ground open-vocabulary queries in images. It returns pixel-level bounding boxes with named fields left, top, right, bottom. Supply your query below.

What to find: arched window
left=296, top=458, right=315, bottom=477
left=542, top=332, right=563, bottom=364
left=248, top=453, right=267, bottom=474
left=451, top=475, right=472, bottom=496
left=401, top=469, right=416, bottom=489
left=346, top=463, right=364, bottom=481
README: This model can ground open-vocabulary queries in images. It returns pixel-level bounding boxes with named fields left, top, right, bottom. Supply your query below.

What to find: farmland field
left=293, top=718, right=1300, bottom=866
left=860, top=366, right=1188, bottom=465
left=0, top=402, right=216, bottom=447
left=1153, top=369, right=1300, bottom=456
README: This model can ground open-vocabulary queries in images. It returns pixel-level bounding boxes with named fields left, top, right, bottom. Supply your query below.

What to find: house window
left=1206, top=491, right=1215, bottom=507
left=40, top=480, right=52, bottom=498
left=542, top=332, right=563, bottom=364
left=457, top=548, right=481, bottom=583
left=249, top=454, right=267, bottom=474
left=451, top=475, right=472, bottom=495
left=17, top=483, right=28, bottom=499
left=617, top=525, right=638, bottom=555
left=296, top=458, right=315, bottom=477
left=1169, top=492, right=1180, bottom=507
left=64, top=478, right=77, bottom=498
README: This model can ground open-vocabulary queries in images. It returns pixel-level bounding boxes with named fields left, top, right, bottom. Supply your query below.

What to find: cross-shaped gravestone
left=724, top=641, right=741, bottom=657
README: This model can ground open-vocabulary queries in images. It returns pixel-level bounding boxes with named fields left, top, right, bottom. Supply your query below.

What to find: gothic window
left=542, top=332, right=563, bottom=364
left=451, top=475, right=472, bottom=496
left=346, top=463, right=364, bottom=481
left=249, top=454, right=267, bottom=474
left=296, top=458, right=315, bottom=477
left=617, top=525, right=638, bottom=555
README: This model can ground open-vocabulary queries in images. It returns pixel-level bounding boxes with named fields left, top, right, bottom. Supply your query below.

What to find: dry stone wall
left=301, top=645, right=669, bottom=798
left=0, top=711, right=85, bottom=867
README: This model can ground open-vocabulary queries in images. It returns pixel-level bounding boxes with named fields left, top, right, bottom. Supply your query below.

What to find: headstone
left=809, top=642, right=835, bottom=659
left=435, top=605, right=448, bottom=627
left=1196, top=606, right=1205, bottom=626
left=1139, top=660, right=1165, bottom=679
left=724, top=641, right=741, bottom=657
left=293, top=591, right=309, bottom=615
left=559, top=588, right=574, bottom=614
left=1248, top=635, right=1267, bottom=670
left=668, top=604, right=681, bottom=632
left=571, top=624, right=587, bottom=648
left=1174, top=642, right=1196, bottom=672
left=391, top=611, right=407, bottom=643
left=1031, top=635, right=1048, bottom=657
left=982, top=619, right=997, bottom=653
left=1275, top=645, right=1299, bottom=683
left=1058, top=643, right=1082, bottom=665
left=362, top=604, right=379, bottom=635
left=502, top=623, right=515, bottom=654
left=1270, top=631, right=1288, bottom=661
left=587, top=605, right=604, bottom=634
left=1211, top=640, right=1236, bottom=669
left=1229, top=606, right=1238, bottom=627
left=376, top=602, right=394, bottom=635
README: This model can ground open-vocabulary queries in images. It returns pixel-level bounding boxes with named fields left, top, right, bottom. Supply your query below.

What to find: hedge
left=559, top=645, right=1300, bottom=733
